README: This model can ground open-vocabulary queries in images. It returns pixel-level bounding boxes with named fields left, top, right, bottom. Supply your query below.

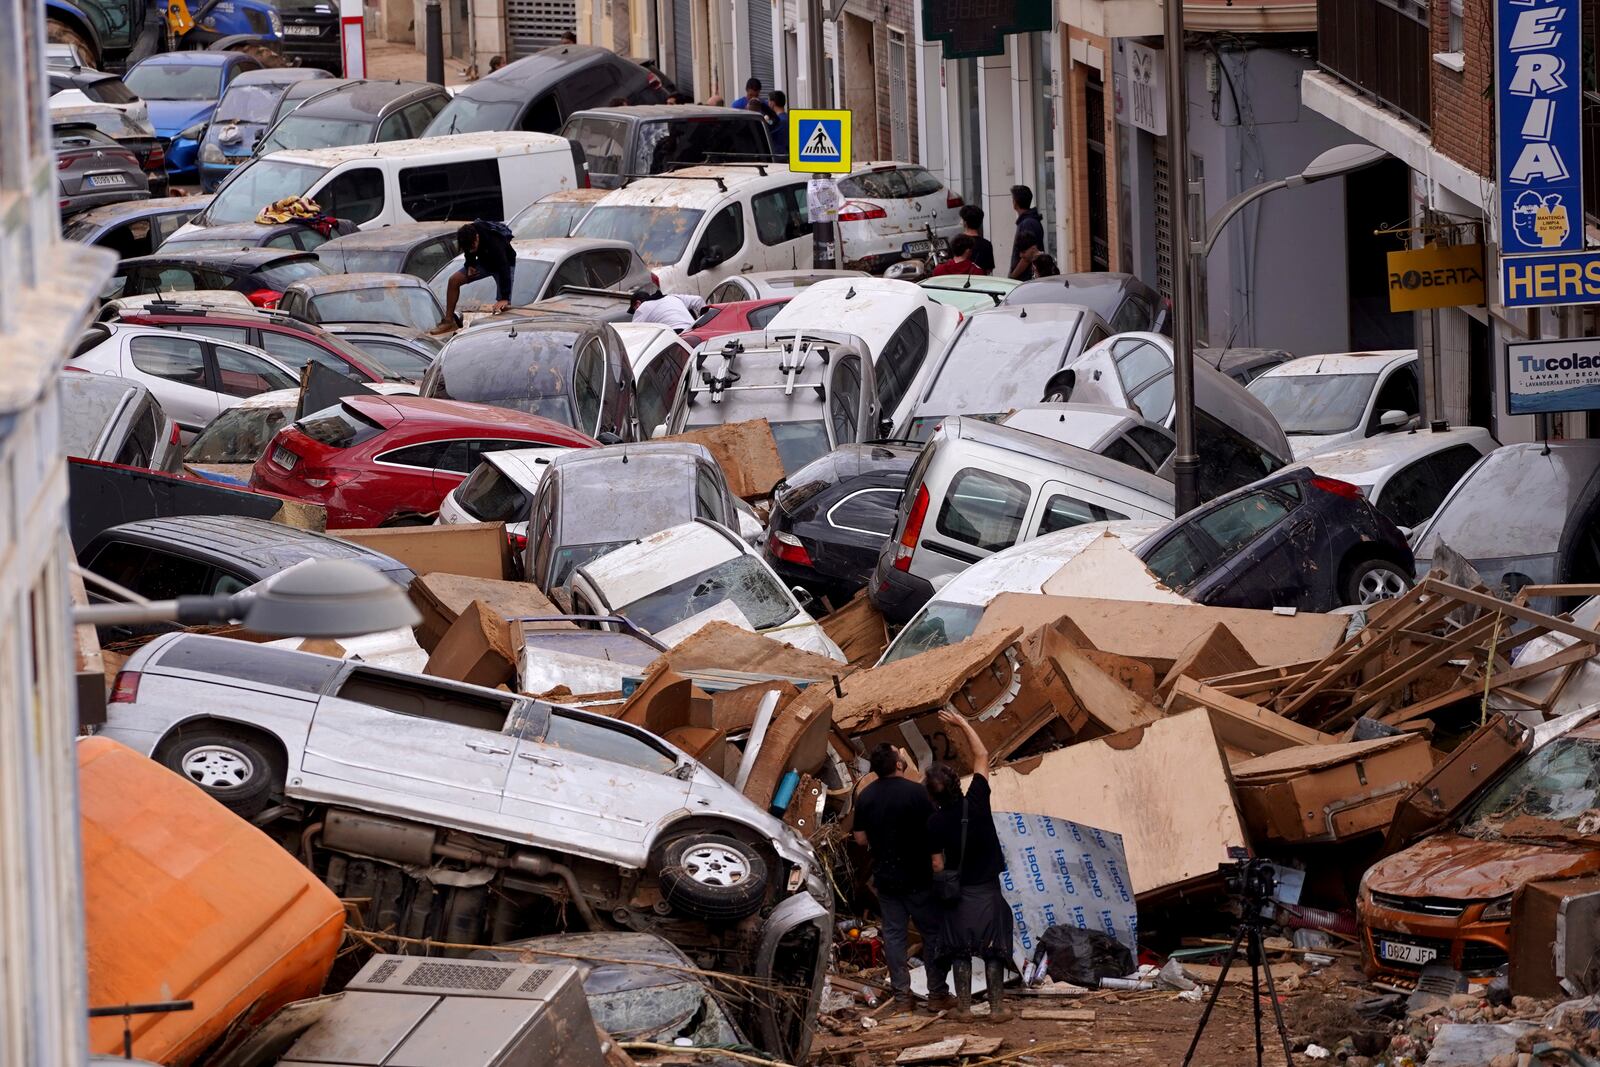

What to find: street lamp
left=73, top=559, right=420, bottom=638
left=1195, top=144, right=1389, bottom=259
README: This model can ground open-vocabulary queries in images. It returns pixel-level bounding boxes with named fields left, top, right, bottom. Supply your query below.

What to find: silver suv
left=96, top=632, right=830, bottom=1061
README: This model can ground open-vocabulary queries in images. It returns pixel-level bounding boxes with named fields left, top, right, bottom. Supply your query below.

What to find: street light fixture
left=1196, top=144, right=1389, bottom=259
left=73, top=559, right=420, bottom=638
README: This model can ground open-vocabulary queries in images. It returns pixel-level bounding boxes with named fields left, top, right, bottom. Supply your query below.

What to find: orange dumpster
left=79, top=737, right=344, bottom=1064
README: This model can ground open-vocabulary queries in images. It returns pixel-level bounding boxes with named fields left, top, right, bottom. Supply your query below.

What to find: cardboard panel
left=335, top=523, right=511, bottom=580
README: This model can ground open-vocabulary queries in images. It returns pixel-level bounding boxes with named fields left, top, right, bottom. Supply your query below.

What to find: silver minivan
left=868, top=415, right=1175, bottom=621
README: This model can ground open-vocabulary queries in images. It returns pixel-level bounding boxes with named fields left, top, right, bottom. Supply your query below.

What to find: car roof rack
left=621, top=172, right=727, bottom=192
left=691, top=331, right=861, bottom=404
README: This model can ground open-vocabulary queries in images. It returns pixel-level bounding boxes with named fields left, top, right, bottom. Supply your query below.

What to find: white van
left=176, top=132, right=584, bottom=238
left=572, top=164, right=815, bottom=297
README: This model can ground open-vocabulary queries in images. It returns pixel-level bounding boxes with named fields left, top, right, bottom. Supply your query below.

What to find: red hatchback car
left=681, top=298, right=790, bottom=348
left=250, top=394, right=596, bottom=528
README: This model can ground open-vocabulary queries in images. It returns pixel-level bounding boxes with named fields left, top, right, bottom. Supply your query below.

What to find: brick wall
left=1428, top=0, right=1493, bottom=177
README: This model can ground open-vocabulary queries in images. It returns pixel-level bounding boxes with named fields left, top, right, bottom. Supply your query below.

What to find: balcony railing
left=1317, top=0, right=1432, bottom=130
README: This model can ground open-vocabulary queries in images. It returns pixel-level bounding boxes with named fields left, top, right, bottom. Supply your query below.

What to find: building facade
left=0, top=0, right=116, bottom=1063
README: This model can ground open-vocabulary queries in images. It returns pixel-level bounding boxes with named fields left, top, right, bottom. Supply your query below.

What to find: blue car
left=124, top=51, right=264, bottom=182
left=197, top=67, right=330, bottom=192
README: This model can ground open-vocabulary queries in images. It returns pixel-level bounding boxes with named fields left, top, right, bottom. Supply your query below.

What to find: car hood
left=205, top=119, right=270, bottom=152
left=146, top=100, right=214, bottom=138
left=1288, top=431, right=1360, bottom=460
left=1364, top=832, right=1600, bottom=900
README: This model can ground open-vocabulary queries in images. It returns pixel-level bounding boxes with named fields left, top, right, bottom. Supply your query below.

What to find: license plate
left=901, top=239, right=934, bottom=255
left=1379, top=941, right=1438, bottom=965
left=272, top=445, right=299, bottom=470
left=87, top=173, right=127, bottom=188
left=284, top=23, right=320, bottom=34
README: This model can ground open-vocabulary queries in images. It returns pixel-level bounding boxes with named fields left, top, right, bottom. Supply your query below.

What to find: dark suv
left=109, top=249, right=328, bottom=308
left=561, top=105, right=774, bottom=188
left=424, top=45, right=665, bottom=136
left=256, top=80, right=451, bottom=157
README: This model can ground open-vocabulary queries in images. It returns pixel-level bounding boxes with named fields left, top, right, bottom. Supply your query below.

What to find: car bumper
left=163, top=139, right=201, bottom=179
left=1358, top=898, right=1510, bottom=985
left=867, top=549, right=935, bottom=625
left=280, top=36, right=343, bottom=71
left=198, top=158, right=250, bottom=193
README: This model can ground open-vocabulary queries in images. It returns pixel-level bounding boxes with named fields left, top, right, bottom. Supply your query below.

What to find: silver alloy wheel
left=679, top=843, right=751, bottom=887
left=180, top=744, right=254, bottom=791
left=1357, top=566, right=1409, bottom=605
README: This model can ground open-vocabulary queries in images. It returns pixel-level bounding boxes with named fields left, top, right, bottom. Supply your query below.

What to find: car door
left=300, top=666, right=518, bottom=821
left=207, top=340, right=298, bottom=403
left=637, top=340, right=691, bottom=439
left=123, top=332, right=220, bottom=433
left=501, top=707, right=692, bottom=868
left=1182, top=485, right=1310, bottom=608
left=404, top=237, right=457, bottom=280
left=919, top=462, right=1034, bottom=583
left=749, top=183, right=811, bottom=274
left=1028, top=481, right=1133, bottom=540
left=827, top=352, right=865, bottom=447
left=686, top=202, right=747, bottom=295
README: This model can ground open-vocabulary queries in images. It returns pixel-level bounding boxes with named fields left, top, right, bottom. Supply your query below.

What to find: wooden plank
left=1166, top=677, right=1334, bottom=753
left=1384, top=642, right=1598, bottom=725
left=1018, top=1008, right=1097, bottom=1022
left=1341, top=613, right=1506, bottom=719
left=1417, top=578, right=1600, bottom=646
left=1050, top=643, right=1164, bottom=734
left=1160, top=623, right=1257, bottom=698
left=896, top=1038, right=967, bottom=1063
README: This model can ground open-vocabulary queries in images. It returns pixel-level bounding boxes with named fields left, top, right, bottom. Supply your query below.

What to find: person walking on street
left=931, top=235, right=985, bottom=278
left=927, top=710, right=1015, bottom=1023
left=767, top=90, right=789, bottom=157
left=433, top=219, right=515, bottom=334
left=853, top=744, right=954, bottom=1014
left=1008, top=185, right=1045, bottom=276
left=628, top=284, right=704, bottom=332
left=958, top=205, right=994, bottom=274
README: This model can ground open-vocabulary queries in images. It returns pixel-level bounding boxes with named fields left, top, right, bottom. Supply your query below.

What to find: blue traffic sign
left=788, top=109, right=851, bottom=173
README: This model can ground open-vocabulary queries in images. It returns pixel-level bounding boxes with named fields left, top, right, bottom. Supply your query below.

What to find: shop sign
left=1506, top=336, right=1600, bottom=414
left=921, top=0, right=1050, bottom=59
left=1385, top=244, right=1486, bottom=311
left=1119, top=41, right=1165, bottom=137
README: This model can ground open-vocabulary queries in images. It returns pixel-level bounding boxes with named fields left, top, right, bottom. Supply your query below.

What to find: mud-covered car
left=95, top=632, right=831, bottom=1061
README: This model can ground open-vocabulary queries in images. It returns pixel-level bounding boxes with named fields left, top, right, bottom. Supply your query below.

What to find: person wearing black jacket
left=927, top=709, right=1015, bottom=1023
left=433, top=219, right=516, bottom=334
left=1008, top=185, right=1045, bottom=275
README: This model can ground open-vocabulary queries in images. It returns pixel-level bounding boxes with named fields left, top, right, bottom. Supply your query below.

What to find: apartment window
left=1447, top=0, right=1463, bottom=53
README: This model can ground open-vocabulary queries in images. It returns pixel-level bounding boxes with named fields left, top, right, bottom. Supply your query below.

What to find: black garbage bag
left=1037, top=925, right=1135, bottom=986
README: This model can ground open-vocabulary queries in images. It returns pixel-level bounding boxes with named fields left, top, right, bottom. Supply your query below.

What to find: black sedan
left=1136, top=466, right=1414, bottom=612
left=764, top=443, right=918, bottom=607
left=109, top=248, right=328, bottom=307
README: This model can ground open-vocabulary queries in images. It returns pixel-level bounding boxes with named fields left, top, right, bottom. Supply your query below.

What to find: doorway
left=842, top=13, right=877, bottom=157
left=1344, top=158, right=1415, bottom=351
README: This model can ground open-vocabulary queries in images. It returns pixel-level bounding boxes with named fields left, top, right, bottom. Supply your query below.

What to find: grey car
left=62, top=196, right=211, bottom=258
left=255, top=79, right=450, bottom=157
left=57, top=371, right=184, bottom=473
left=523, top=441, right=741, bottom=592
left=314, top=221, right=463, bottom=278
left=54, top=122, right=148, bottom=216
left=157, top=218, right=359, bottom=254
left=321, top=322, right=440, bottom=380
left=95, top=632, right=830, bottom=1061
left=278, top=272, right=445, bottom=331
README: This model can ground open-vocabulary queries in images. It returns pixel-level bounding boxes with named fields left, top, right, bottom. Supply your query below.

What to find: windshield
left=429, top=255, right=553, bottom=308
left=125, top=63, right=220, bottom=101
left=310, top=288, right=440, bottom=330
left=915, top=316, right=1072, bottom=430
left=215, top=84, right=281, bottom=124
left=575, top=205, right=704, bottom=267
left=1460, top=735, right=1600, bottom=844
left=456, top=463, right=532, bottom=522
left=82, top=78, right=138, bottom=105
left=207, top=159, right=327, bottom=224
left=350, top=337, right=433, bottom=378
left=1248, top=373, right=1378, bottom=436
left=426, top=95, right=523, bottom=135
left=618, top=553, right=797, bottom=633
left=552, top=541, right=630, bottom=587
left=186, top=404, right=292, bottom=463
left=258, top=115, right=374, bottom=155
left=883, top=601, right=985, bottom=662
left=512, top=201, right=592, bottom=239
left=296, top=402, right=384, bottom=448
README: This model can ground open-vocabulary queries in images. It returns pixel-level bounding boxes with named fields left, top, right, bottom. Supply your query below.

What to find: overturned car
left=94, top=632, right=830, bottom=1061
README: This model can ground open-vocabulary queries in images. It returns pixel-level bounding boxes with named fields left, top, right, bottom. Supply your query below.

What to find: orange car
left=79, top=737, right=344, bottom=1064
left=1358, top=717, right=1600, bottom=984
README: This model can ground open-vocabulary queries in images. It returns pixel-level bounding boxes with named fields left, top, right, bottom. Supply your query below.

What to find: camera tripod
left=1179, top=891, right=1295, bottom=1067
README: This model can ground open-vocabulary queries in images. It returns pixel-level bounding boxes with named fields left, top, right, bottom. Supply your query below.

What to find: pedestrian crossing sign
left=789, top=108, right=851, bottom=173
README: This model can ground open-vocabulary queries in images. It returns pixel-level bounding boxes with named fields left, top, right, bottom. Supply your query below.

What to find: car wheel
left=47, top=20, right=99, bottom=70
left=1344, top=558, right=1410, bottom=607
left=655, top=833, right=769, bottom=921
left=159, top=727, right=282, bottom=817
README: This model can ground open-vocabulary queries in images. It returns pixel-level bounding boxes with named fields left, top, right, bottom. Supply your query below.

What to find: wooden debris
left=821, top=590, right=890, bottom=668
left=1050, top=643, right=1164, bottom=734
left=1018, top=1007, right=1097, bottom=1022
left=895, top=1038, right=967, bottom=1063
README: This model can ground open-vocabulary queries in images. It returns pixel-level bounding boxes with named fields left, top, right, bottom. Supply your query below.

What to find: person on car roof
left=434, top=219, right=515, bottom=334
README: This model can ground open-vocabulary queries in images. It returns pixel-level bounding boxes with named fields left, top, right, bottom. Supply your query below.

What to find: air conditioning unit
left=276, top=955, right=607, bottom=1066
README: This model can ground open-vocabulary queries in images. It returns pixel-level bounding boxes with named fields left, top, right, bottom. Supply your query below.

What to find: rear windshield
left=259, top=259, right=330, bottom=290
left=208, top=159, right=329, bottom=224
left=349, top=337, right=434, bottom=378
left=575, top=205, right=703, bottom=267
left=310, top=287, right=438, bottom=330
left=258, top=116, right=374, bottom=155
left=157, top=636, right=341, bottom=693
left=618, top=554, right=796, bottom=633
left=83, top=77, right=138, bottom=105
left=215, top=84, right=282, bottom=124
left=638, top=118, right=771, bottom=173
left=511, top=200, right=592, bottom=239
left=295, top=402, right=385, bottom=448
left=187, top=403, right=292, bottom=463
left=456, top=462, right=532, bottom=522
left=125, top=62, right=219, bottom=101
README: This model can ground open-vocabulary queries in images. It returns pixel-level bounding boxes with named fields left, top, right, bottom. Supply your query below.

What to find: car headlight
left=269, top=8, right=283, bottom=34
left=199, top=142, right=225, bottom=164
left=1480, top=895, right=1514, bottom=921
left=178, top=123, right=207, bottom=143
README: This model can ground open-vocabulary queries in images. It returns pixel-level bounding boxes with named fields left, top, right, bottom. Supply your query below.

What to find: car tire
left=1343, top=558, right=1411, bottom=607
left=655, top=833, right=769, bottom=921
left=47, top=20, right=99, bottom=70
left=158, top=726, right=283, bottom=817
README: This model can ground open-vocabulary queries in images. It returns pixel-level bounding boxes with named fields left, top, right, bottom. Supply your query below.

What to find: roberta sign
left=1506, top=337, right=1600, bottom=414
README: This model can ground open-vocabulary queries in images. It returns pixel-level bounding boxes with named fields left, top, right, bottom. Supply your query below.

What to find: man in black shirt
left=1008, top=184, right=1045, bottom=276
left=853, top=744, right=953, bottom=1012
left=433, top=219, right=515, bottom=334
left=958, top=204, right=995, bottom=275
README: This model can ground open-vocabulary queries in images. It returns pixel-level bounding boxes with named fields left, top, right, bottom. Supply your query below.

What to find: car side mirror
left=790, top=585, right=816, bottom=611
left=1378, top=409, right=1409, bottom=431
left=1042, top=369, right=1075, bottom=404
left=650, top=423, right=668, bottom=439
left=597, top=430, right=623, bottom=445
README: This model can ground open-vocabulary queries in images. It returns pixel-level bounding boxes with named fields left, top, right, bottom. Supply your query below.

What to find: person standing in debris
left=852, top=744, right=954, bottom=1014
left=927, top=710, right=1015, bottom=1023
left=433, top=219, right=515, bottom=334
left=628, top=284, right=704, bottom=332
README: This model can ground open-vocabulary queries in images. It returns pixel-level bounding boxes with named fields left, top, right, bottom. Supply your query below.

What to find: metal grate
left=507, top=0, right=578, bottom=58
left=1153, top=138, right=1172, bottom=301
left=402, top=961, right=516, bottom=990
left=748, top=0, right=774, bottom=101
left=1369, top=892, right=1466, bottom=917
left=516, top=967, right=557, bottom=994
left=672, top=0, right=694, bottom=93
left=367, top=958, right=403, bottom=985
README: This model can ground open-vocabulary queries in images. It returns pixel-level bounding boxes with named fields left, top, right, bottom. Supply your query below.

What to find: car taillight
left=838, top=202, right=887, bottom=222
left=646, top=73, right=661, bottom=90
left=768, top=530, right=812, bottom=567
left=508, top=530, right=528, bottom=553
left=168, top=421, right=181, bottom=446
left=893, top=485, right=930, bottom=572
left=1310, top=476, right=1364, bottom=501
left=302, top=469, right=358, bottom=489
left=145, top=145, right=165, bottom=170
left=946, top=193, right=964, bottom=208
left=245, top=288, right=283, bottom=308
left=109, top=671, right=140, bottom=704
left=649, top=272, right=659, bottom=287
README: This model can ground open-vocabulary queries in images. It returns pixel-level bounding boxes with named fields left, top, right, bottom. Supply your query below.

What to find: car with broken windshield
left=93, top=632, right=830, bottom=1063
left=1248, top=350, right=1422, bottom=460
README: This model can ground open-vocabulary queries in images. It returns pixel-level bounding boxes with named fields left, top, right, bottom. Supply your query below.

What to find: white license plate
left=87, top=173, right=127, bottom=188
left=1379, top=941, right=1438, bottom=965
left=271, top=445, right=298, bottom=470
left=284, top=23, right=320, bottom=34
left=901, top=239, right=934, bottom=255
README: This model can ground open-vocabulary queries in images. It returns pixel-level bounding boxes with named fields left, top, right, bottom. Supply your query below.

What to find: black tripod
left=1180, top=858, right=1295, bottom=1067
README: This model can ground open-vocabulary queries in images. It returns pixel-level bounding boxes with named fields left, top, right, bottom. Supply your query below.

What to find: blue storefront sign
left=1496, top=0, right=1586, bottom=306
